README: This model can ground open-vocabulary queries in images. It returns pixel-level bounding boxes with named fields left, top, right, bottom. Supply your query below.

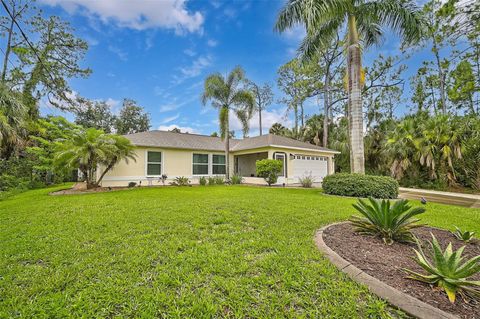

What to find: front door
left=274, top=153, right=286, bottom=184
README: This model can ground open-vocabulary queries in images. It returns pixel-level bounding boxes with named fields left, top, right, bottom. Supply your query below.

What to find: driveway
left=399, top=187, right=480, bottom=208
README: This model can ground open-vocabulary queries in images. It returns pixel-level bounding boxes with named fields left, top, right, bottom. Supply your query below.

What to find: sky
left=36, top=0, right=428, bottom=137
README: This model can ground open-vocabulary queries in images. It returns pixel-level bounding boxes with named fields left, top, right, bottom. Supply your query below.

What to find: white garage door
left=292, top=155, right=328, bottom=182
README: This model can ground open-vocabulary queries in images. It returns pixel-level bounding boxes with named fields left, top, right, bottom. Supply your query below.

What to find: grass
left=0, top=185, right=479, bottom=318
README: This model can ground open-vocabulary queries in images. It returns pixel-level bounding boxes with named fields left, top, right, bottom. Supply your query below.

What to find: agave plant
left=350, top=198, right=425, bottom=245
left=452, top=226, right=476, bottom=243
left=405, top=234, right=480, bottom=303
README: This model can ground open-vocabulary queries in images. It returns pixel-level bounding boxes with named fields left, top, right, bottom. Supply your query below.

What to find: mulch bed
left=323, top=223, right=480, bottom=319
left=50, top=186, right=132, bottom=195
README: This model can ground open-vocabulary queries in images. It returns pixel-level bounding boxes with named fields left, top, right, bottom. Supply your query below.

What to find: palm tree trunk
left=347, top=15, right=365, bottom=174
left=225, top=113, right=230, bottom=180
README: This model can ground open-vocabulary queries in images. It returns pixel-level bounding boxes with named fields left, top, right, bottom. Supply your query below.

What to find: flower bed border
left=314, top=222, right=458, bottom=319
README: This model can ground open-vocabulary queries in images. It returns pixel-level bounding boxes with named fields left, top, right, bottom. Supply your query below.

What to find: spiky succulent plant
left=350, top=197, right=425, bottom=245
left=452, top=226, right=476, bottom=243
left=405, top=234, right=480, bottom=303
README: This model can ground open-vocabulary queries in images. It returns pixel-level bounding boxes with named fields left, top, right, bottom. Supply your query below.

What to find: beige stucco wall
left=101, top=147, right=227, bottom=187
left=101, top=145, right=338, bottom=187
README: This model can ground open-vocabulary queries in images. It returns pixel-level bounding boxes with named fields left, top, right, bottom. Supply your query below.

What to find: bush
left=199, top=176, right=207, bottom=186
left=208, top=177, right=216, bottom=186
left=128, top=182, right=137, bottom=188
left=256, top=159, right=283, bottom=186
left=322, top=173, right=399, bottom=199
left=230, top=174, right=243, bottom=185
left=298, top=174, right=314, bottom=188
left=214, top=176, right=225, bottom=185
left=170, top=176, right=190, bottom=186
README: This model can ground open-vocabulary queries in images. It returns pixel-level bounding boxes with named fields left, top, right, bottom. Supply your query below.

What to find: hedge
left=322, top=173, right=399, bottom=199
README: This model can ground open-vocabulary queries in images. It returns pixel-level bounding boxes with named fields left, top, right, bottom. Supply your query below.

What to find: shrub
left=452, top=226, right=476, bottom=243
left=405, top=234, right=480, bottom=303
left=128, top=182, right=137, bottom=188
left=199, top=176, right=207, bottom=186
left=208, top=177, right=216, bottom=186
left=256, top=159, right=283, bottom=186
left=322, top=173, right=399, bottom=199
left=214, top=176, right=225, bottom=185
left=230, top=174, right=243, bottom=185
left=350, top=197, right=425, bottom=245
left=299, top=174, right=314, bottom=188
left=170, top=176, right=190, bottom=186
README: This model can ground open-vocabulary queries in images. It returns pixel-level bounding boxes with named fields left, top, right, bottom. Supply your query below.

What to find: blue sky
left=38, top=0, right=427, bottom=136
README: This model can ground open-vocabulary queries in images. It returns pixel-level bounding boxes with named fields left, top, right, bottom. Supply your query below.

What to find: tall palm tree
left=202, top=66, right=254, bottom=179
left=276, top=0, right=424, bottom=173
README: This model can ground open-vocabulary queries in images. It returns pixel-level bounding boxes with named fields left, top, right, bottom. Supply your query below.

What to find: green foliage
left=405, top=234, right=480, bottom=303
left=322, top=173, right=399, bottom=199
left=114, top=99, right=151, bottom=135
left=350, top=198, right=425, bottom=245
left=170, top=176, right=190, bottom=186
left=298, top=174, right=314, bottom=188
left=230, top=174, right=243, bottom=185
left=452, top=227, right=476, bottom=243
left=214, top=176, right=225, bottom=185
left=208, top=177, right=216, bottom=186
left=74, top=99, right=116, bottom=133
left=199, top=176, right=207, bottom=186
left=54, top=128, right=136, bottom=189
left=256, top=159, right=283, bottom=186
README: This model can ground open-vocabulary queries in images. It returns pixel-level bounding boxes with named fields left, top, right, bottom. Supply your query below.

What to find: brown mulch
left=323, top=223, right=480, bottom=319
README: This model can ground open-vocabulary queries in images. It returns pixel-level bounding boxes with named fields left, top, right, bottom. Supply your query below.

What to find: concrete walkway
left=399, top=187, right=480, bottom=208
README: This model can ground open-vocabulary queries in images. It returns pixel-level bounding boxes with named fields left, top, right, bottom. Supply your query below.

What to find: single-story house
left=101, top=130, right=340, bottom=187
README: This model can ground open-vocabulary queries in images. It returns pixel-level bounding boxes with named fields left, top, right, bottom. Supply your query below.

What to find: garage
left=292, top=155, right=328, bottom=182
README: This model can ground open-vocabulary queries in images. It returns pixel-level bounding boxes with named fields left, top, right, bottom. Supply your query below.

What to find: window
left=147, top=151, right=162, bottom=175
left=212, top=154, right=226, bottom=174
left=193, top=153, right=209, bottom=175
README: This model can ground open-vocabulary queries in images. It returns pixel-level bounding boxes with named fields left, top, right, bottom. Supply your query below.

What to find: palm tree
left=276, top=0, right=424, bottom=174
left=269, top=122, right=288, bottom=136
left=0, top=83, right=27, bottom=158
left=202, top=66, right=255, bottom=180
left=54, top=128, right=136, bottom=189
left=96, top=135, right=137, bottom=186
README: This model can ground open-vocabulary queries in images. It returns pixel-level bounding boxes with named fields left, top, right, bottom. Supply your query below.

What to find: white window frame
left=274, top=153, right=286, bottom=177
left=192, top=153, right=209, bottom=176
left=212, top=154, right=226, bottom=175
left=145, top=150, right=162, bottom=177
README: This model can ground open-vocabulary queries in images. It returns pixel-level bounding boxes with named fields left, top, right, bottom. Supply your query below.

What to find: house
left=101, top=130, right=340, bottom=187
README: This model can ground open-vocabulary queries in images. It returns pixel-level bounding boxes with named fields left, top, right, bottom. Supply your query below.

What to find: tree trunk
left=1, top=15, right=15, bottom=82
left=323, top=70, right=330, bottom=148
left=300, top=102, right=304, bottom=129
left=259, top=106, right=262, bottom=136
left=294, top=106, right=298, bottom=138
left=347, top=15, right=365, bottom=174
left=432, top=42, right=447, bottom=113
left=96, top=162, right=115, bottom=186
left=225, top=111, right=230, bottom=180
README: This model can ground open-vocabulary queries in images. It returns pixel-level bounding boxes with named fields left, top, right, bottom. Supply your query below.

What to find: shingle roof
left=124, top=130, right=339, bottom=153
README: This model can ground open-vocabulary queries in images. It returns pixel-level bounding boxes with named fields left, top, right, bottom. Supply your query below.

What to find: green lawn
left=1, top=185, right=479, bottom=318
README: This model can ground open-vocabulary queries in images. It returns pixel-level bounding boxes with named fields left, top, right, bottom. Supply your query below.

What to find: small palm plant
left=350, top=198, right=426, bottom=245
left=452, top=226, right=476, bottom=243
left=405, top=234, right=480, bottom=303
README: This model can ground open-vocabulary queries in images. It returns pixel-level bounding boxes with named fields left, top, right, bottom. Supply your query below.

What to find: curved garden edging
left=314, top=222, right=459, bottom=319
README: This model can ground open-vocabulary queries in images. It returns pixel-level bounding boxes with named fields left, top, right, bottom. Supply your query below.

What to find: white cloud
left=108, top=45, right=128, bottom=61
left=40, top=0, right=204, bottom=34
left=158, top=95, right=199, bottom=113
left=158, top=124, right=200, bottom=134
left=183, top=48, right=196, bottom=56
left=229, top=108, right=292, bottom=135
left=159, top=104, right=180, bottom=113
left=207, top=39, right=218, bottom=47
left=173, top=55, right=212, bottom=84
left=105, top=98, right=121, bottom=113
left=281, top=24, right=306, bottom=42
left=161, top=113, right=180, bottom=124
